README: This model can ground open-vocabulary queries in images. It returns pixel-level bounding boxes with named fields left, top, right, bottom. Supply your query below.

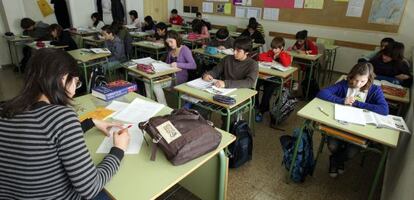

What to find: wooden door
left=143, top=0, right=168, bottom=23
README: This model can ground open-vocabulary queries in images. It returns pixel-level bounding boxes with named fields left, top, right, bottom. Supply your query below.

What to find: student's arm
left=206, top=59, right=224, bottom=79
left=57, top=109, right=124, bottom=199
left=395, top=61, right=413, bottom=87
left=178, top=16, right=184, bottom=25
left=307, top=40, right=318, bottom=55
left=224, top=61, right=258, bottom=88
left=253, top=32, right=265, bottom=44
left=353, top=86, right=389, bottom=115
left=176, top=47, right=196, bottom=70
left=316, top=81, right=346, bottom=104
left=279, top=51, right=292, bottom=67
left=81, top=118, right=94, bottom=133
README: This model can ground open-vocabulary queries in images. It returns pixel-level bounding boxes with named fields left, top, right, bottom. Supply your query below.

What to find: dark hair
left=191, top=19, right=205, bottom=34
left=111, top=20, right=124, bottom=35
left=270, top=37, right=285, bottom=49
left=381, top=41, right=404, bottom=62
left=381, top=37, right=394, bottom=45
left=216, top=28, right=229, bottom=40
left=129, top=10, right=138, bottom=19
left=0, top=49, right=79, bottom=118
left=144, top=15, right=154, bottom=24
left=233, top=37, right=252, bottom=53
left=101, top=25, right=115, bottom=35
left=156, top=22, right=167, bottom=31
left=165, top=30, right=182, bottom=49
left=247, top=22, right=258, bottom=30
left=347, top=62, right=375, bottom=91
left=171, top=9, right=178, bottom=14
left=20, top=18, right=35, bottom=29
left=49, top=24, right=63, bottom=38
left=91, top=12, right=102, bottom=27
left=196, top=12, right=202, bottom=17
left=249, top=17, right=257, bottom=25
left=296, top=30, right=308, bottom=40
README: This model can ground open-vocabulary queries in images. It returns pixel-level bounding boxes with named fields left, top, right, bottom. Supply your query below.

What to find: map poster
left=368, top=0, right=405, bottom=25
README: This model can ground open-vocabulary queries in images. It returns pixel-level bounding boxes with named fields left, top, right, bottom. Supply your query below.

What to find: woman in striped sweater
left=0, top=48, right=130, bottom=200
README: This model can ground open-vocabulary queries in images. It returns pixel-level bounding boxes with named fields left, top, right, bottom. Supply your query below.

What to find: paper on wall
left=263, top=8, right=279, bottom=21
left=346, top=0, right=365, bottom=17
left=294, top=0, right=305, bottom=8
left=246, top=7, right=262, bottom=19
left=235, top=7, right=246, bottom=18
left=304, top=0, right=324, bottom=9
left=202, top=2, right=214, bottom=13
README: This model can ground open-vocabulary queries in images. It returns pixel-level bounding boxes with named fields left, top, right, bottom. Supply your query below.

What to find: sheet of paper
left=304, top=0, right=324, bottom=9
left=202, top=2, right=214, bottom=13
left=96, top=124, right=144, bottom=154
left=263, top=8, right=279, bottom=21
left=132, top=57, right=156, bottom=65
left=105, top=101, right=129, bottom=118
left=346, top=0, right=365, bottom=17
left=112, top=98, right=164, bottom=123
left=186, top=78, right=215, bottom=90
left=151, top=62, right=171, bottom=72
left=294, top=0, right=304, bottom=8
left=235, top=7, right=246, bottom=18
left=124, top=25, right=137, bottom=29
left=334, top=104, right=366, bottom=125
left=224, top=3, right=232, bottom=14
left=246, top=8, right=261, bottom=19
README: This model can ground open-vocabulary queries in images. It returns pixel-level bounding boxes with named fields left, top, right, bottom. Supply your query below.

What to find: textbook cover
left=92, top=80, right=137, bottom=101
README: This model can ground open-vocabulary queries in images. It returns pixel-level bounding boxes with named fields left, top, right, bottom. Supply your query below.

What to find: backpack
left=89, top=66, right=107, bottom=90
left=228, top=120, right=253, bottom=168
left=270, top=88, right=298, bottom=126
left=280, top=128, right=315, bottom=183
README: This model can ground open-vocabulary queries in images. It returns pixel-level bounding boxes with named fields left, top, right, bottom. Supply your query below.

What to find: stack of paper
left=334, top=104, right=366, bottom=125
left=132, top=57, right=156, bottom=65
left=151, top=61, right=171, bottom=72
left=186, top=78, right=216, bottom=90
left=90, top=48, right=111, bottom=54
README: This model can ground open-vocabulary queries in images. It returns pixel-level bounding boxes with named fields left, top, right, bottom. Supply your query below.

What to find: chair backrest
left=227, top=25, right=238, bottom=32
left=316, top=38, right=334, bottom=46
left=316, top=42, right=327, bottom=69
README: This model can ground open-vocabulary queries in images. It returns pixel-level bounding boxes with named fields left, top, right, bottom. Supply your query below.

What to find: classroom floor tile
left=0, top=67, right=382, bottom=200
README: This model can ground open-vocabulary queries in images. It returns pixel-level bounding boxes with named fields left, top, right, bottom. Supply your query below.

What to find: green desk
left=123, top=61, right=181, bottom=100
left=175, top=84, right=257, bottom=132
left=292, top=98, right=400, bottom=200
left=74, top=93, right=236, bottom=200
left=132, top=41, right=167, bottom=60
left=288, top=51, right=322, bottom=99
left=25, top=41, right=68, bottom=50
left=258, top=64, right=298, bottom=125
left=3, top=35, right=35, bottom=73
left=68, top=49, right=111, bottom=92
left=130, top=31, right=154, bottom=41
left=168, top=27, right=186, bottom=33
left=182, top=35, right=208, bottom=49
left=192, top=43, right=263, bottom=64
left=82, top=36, right=105, bottom=48
left=70, top=29, right=99, bottom=48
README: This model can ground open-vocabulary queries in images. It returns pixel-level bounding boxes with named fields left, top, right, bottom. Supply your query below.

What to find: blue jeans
left=92, top=190, right=111, bottom=200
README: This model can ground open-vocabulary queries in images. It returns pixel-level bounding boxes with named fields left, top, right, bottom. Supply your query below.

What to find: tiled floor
left=0, top=66, right=382, bottom=200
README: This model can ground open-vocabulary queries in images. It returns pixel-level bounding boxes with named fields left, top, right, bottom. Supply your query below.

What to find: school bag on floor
left=270, top=88, right=298, bottom=126
left=280, top=127, right=315, bottom=182
left=228, top=120, right=253, bottom=168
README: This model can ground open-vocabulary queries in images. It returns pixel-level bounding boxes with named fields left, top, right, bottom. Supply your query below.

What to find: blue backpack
left=280, top=128, right=315, bottom=182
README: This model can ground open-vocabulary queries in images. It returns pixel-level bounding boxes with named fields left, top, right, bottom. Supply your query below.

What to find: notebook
left=186, top=78, right=236, bottom=95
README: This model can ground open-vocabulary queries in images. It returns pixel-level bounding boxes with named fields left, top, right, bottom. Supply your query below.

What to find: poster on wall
left=233, top=0, right=252, bottom=6
left=217, top=3, right=225, bottom=14
left=37, top=0, right=54, bottom=17
left=368, top=0, right=405, bottom=25
left=304, top=0, right=324, bottom=9
left=235, top=6, right=246, bottom=18
left=264, top=0, right=295, bottom=8
left=263, top=8, right=279, bottom=21
left=346, top=0, right=365, bottom=17
left=202, top=2, right=214, bottom=13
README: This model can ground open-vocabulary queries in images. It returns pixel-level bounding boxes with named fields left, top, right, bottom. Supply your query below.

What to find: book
left=334, top=104, right=410, bottom=133
left=78, top=107, right=115, bottom=122
left=90, top=48, right=111, bottom=54
left=259, top=62, right=291, bottom=72
left=186, top=78, right=236, bottom=95
left=92, top=80, right=137, bottom=101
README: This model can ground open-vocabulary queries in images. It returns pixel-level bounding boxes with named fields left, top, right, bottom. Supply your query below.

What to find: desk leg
left=368, top=146, right=388, bottom=200
left=225, top=109, right=231, bottom=132
left=177, top=92, right=182, bottom=108
left=304, top=62, right=314, bottom=100
left=149, top=79, right=155, bottom=100
left=328, top=49, right=337, bottom=83
left=287, top=120, right=308, bottom=182
left=218, top=150, right=226, bottom=200
left=83, top=63, right=90, bottom=93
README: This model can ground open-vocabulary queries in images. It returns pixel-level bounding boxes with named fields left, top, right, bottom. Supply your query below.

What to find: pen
left=318, top=106, right=329, bottom=117
left=118, top=125, right=132, bottom=135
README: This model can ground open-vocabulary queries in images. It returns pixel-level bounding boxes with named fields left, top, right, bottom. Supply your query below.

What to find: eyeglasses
left=75, top=79, right=82, bottom=89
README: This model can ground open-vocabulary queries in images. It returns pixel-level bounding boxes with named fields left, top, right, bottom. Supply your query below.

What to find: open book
left=259, top=62, right=291, bottom=72
left=90, top=48, right=111, bottom=54
left=334, top=104, right=410, bottom=133
left=131, top=57, right=171, bottom=72
left=186, top=78, right=236, bottom=95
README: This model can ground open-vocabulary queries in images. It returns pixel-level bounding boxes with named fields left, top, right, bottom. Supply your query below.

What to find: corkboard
left=184, top=0, right=405, bottom=33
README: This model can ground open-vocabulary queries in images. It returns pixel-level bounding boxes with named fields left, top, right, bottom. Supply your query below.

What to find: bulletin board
left=184, top=0, right=405, bottom=33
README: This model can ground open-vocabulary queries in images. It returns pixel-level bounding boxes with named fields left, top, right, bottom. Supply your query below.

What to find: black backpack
left=270, top=88, right=298, bottom=126
left=228, top=120, right=253, bottom=168
left=89, top=66, right=107, bottom=90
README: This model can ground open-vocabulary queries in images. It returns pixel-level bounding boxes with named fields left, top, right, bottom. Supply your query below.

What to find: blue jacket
left=317, top=80, right=389, bottom=115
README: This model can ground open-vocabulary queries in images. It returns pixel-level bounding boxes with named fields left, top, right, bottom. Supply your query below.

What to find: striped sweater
left=0, top=102, right=124, bottom=200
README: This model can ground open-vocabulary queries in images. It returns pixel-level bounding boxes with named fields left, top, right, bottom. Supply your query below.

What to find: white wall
left=182, top=0, right=414, bottom=73
left=125, top=0, right=144, bottom=24
left=0, top=4, right=10, bottom=65
left=67, top=0, right=95, bottom=28
left=23, top=0, right=57, bottom=25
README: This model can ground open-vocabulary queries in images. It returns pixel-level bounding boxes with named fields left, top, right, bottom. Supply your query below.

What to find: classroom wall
left=125, top=0, right=144, bottom=25
left=180, top=0, right=414, bottom=73
left=0, top=5, right=10, bottom=65
left=23, top=0, right=58, bottom=25
left=67, top=0, right=95, bottom=28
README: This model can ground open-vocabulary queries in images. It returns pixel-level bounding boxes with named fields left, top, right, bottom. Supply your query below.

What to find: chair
left=316, top=42, right=328, bottom=86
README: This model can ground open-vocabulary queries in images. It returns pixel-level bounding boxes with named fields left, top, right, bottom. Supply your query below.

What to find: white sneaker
left=292, top=82, right=299, bottom=91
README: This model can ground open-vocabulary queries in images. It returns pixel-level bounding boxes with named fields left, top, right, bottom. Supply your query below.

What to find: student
left=248, top=17, right=264, bottom=37
left=169, top=9, right=184, bottom=25
left=369, top=42, right=412, bottom=87
left=255, top=37, right=292, bottom=122
left=49, top=24, right=78, bottom=51
left=191, top=19, right=210, bottom=38
left=203, top=37, right=258, bottom=89
left=20, top=17, right=49, bottom=40
left=196, top=12, right=203, bottom=20
left=239, top=22, right=265, bottom=44
left=291, top=30, right=318, bottom=55
left=128, top=10, right=141, bottom=29
left=0, top=48, right=130, bottom=199
left=147, top=31, right=196, bottom=105
left=208, top=28, right=235, bottom=49
left=317, top=62, right=388, bottom=177
left=142, top=15, right=156, bottom=32
left=149, top=22, right=168, bottom=41
left=101, top=25, right=126, bottom=70
left=359, top=37, right=394, bottom=62
left=111, top=21, right=133, bottom=58
left=91, top=12, right=105, bottom=30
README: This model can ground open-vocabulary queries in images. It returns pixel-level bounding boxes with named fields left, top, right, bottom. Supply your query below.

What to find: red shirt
left=292, top=39, right=318, bottom=55
left=258, top=50, right=292, bottom=67
left=169, top=15, right=184, bottom=25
